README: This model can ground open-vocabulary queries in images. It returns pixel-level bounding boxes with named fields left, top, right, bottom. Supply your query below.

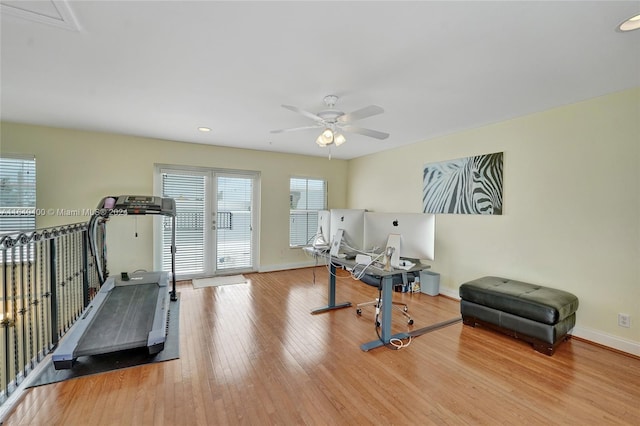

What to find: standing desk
left=307, top=248, right=429, bottom=351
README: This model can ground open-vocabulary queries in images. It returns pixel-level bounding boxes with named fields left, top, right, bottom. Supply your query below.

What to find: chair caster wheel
left=375, top=321, right=380, bottom=327
left=403, top=306, right=409, bottom=312
left=356, top=309, right=362, bottom=315
left=408, top=319, right=414, bottom=325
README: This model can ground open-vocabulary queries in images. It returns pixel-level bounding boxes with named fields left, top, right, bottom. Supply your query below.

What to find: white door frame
left=154, top=164, right=260, bottom=279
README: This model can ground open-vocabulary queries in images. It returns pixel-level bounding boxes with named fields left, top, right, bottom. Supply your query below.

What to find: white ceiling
left=1, top=1, right=639, bottom=160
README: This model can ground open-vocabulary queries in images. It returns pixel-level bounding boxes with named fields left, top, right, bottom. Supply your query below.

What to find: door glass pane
left=216, top=175, right=253, bottom=271
left=162, top=172, right=206, bottom=275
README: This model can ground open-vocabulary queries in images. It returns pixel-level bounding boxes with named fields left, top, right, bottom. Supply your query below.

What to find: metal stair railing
left=0, top=221, right=105, bottom=405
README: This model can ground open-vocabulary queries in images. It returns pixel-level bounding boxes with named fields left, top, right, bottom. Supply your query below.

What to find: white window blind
left=216, top=176, right=253, bottom=271
left=161, top=172, right=206, bottom=275
left=289, top=177, right=326, bottom=247
left=0, top=155, right=36, bottom=232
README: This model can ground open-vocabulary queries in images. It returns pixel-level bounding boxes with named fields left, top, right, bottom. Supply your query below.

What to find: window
left=289, top=177, right=326, bottom=247
left=0, top=155, right=36, bottom=232
left=161, top=171, right=206, bottom=275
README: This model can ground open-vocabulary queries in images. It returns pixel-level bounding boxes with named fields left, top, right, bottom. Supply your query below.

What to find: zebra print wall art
left=422, top=152, right=503, bottom=215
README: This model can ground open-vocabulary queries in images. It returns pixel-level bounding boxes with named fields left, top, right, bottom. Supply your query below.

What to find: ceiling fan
left=270, top=95, right=389, bottom=147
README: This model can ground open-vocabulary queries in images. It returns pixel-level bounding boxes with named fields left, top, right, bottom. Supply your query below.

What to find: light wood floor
left=3, top=267, right=640, bottom=425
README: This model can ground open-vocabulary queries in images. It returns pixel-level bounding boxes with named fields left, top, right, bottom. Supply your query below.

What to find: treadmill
left=52, top=195, right=177, bottom=370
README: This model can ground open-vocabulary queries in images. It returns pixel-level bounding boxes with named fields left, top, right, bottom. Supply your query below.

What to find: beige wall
left=348, top=88, right=640, bottom=354
left=0, top=123, right=349, bottom=272
left=1, top=88, right=638, bottom=354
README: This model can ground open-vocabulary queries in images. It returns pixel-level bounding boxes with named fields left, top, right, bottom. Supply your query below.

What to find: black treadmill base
left=148, top=342, right=165, bottom=355
left=53, top=359, right=75, bottom=370
left=53, top=347, right=154, bottom=370
left=54, top=343, right=166, bottom=370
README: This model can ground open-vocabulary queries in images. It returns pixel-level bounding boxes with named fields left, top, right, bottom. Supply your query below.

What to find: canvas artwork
left=422, top=152, right=503, bottom=215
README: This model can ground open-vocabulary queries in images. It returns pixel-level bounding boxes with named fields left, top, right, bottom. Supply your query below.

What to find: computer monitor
left=363, top=212, right=435, bottom=261
left=329, top=209, right=365, bottom=252
left=312, top=210, right=331, bottom=248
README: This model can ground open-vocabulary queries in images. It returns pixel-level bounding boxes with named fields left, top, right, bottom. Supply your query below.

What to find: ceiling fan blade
left=270, top=125, right=322, bottom=134
left=337, top=105, right=384, bottom=124
left=281, top=105, right=324, bottom=123
left=341, top=125, right=389, bottom=140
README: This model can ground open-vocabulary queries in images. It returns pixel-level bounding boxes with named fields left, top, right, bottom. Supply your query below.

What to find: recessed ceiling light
left=618, top=14, right=640, bottom=32
left=198, top=127, right=211, bottom=132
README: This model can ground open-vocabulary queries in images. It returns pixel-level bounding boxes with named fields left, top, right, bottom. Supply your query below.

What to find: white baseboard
left=258, top=260, right=317, bottom=273
left=439, top=287, right=459, bottom=300
left=571, top=326, right=640, bottom=357
left=437, top=286, right=639, bottom=357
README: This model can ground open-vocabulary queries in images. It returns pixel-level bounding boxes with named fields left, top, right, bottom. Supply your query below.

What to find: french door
left=157, top=166, right=258, bottom=278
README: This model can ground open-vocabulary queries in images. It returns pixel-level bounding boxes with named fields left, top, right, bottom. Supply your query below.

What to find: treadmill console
left=107, top=195, right=176, bottom=216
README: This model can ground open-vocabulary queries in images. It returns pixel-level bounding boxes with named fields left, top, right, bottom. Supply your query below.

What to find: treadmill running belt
left=75, top=283, right=160, bottom=356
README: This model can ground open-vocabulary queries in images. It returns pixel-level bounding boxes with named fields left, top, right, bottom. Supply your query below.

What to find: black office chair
left=355, top=271, right=416, bottom=325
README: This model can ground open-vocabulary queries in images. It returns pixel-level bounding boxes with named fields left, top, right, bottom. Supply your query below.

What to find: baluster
left=72, top=231, right=77, bottom=318
left=11, top=245, right=19, bottom=391
left=62, top=233, right=68, bottom=327
left=49, top=238, right=58, bottom=346
left=44, top=237, right=52, bottom=352
left=74, top=231, right=81, bottom=316
left=26, top=240, right=34, bottom=370
left=82, top=229, right=90, bottom=306
left=64, top=233, right=69, bottom=329
left=18, top=237, right=27, bottom=379
left=59, top=235, right=65, bottom=332
left=33, top=240, right=41, bottom=362
left=1, top=247, right=9, bottom=397
left=40, top=238, right=47, bottom=355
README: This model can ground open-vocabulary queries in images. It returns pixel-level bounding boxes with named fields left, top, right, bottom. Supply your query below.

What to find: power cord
left=302, top=241, right=333, bottom=285
left=349, top=252, right=384, bottom=281
left=389, top=336, right=412, bottom=350
left=373, top=285, right=413, bottom=350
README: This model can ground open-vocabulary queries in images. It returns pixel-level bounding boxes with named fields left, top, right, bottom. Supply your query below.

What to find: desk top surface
left=305, top=247, right=429, bottom=276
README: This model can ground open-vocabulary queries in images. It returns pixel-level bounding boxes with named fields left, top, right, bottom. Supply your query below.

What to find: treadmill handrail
left=89, top=195, right=177, bottom=301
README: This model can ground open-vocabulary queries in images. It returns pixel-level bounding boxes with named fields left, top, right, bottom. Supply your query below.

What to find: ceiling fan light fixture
left=618, top=14, right=640, bottom=31
left=317, top=128, right=334, bottom=146
left=316, top=134, right=328, bottom=147
left=272, top=95, right=387, bottom=149
left=315, top=128, right=345, bottom=147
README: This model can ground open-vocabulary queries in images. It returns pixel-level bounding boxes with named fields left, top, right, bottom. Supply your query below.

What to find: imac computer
left=363, top=212, right=435, bottom=262
left=312, top=210, right=331, bottom=249
left=329, top=209, right=365, bottom=254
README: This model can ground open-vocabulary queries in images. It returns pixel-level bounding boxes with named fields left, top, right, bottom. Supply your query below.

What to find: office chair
left=355, top=271, right=415, bottom=325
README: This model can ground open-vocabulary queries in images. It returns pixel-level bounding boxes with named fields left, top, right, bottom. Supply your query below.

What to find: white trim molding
left=429, top=287, right=639, bottom=357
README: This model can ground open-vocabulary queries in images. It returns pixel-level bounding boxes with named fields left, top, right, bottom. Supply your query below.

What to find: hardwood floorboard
left=3, top=266, right=639, bottom=425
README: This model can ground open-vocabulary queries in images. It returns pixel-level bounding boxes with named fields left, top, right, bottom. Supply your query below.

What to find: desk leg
left=360, top=275, right=409, bottom=351
left=311, top=262, right=351, bottom=314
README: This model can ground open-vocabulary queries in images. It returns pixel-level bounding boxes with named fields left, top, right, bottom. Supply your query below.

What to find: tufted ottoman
left=459, top=276, right=579, bottom=355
